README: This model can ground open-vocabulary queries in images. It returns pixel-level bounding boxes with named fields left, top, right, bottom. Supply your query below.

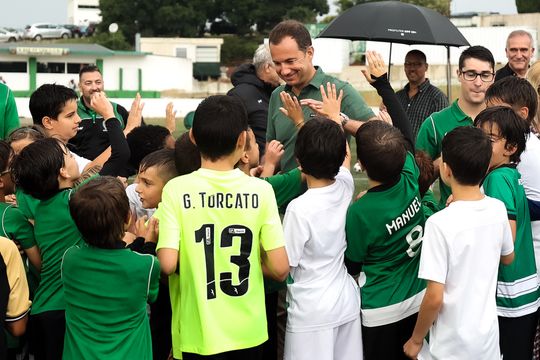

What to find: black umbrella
left=318, top=1, right=470, bottom=97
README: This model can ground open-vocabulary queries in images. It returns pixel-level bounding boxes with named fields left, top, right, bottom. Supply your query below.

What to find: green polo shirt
left=267, top=67, right=374, bottom=172
left=0, top=83, right=20, bottom=140
left=416, top=99, right=473, bottom=207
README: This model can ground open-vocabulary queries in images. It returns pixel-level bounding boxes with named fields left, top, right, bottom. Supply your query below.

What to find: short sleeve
left=345, top=204, right=369, bottom=263
left=258, top=185, right=285, bottom=252
left=3, top=85, right=20, bottom=139
left=5, top=206, right=36, bottom=249
left=418, top=219, right=448, bottom=284
left=0, top=237, right=31, bottom=321
left=72, top=152, right=91, bottom=174
left=283, top=205, right=309, bottom=267
left=340, top=83, right=375, bottom=121
left=416, top=116, right=439, bottom=160
left=501, top=219, right=514, bottom=256
left=264, top=168, right=303, bottom=208
left=156, top=183, right=181, bottom=251
left=483, top=172, right=517, bottom=220
left=146, top=255, right=160, bottom=303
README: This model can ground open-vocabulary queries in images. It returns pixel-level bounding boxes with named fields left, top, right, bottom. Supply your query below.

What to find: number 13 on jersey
left=195, top=224, right=254, bottom=300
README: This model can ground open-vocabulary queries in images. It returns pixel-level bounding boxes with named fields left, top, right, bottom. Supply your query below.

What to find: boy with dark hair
left=416, top=45, right=495, bottom=208
left=10, top=138, right=83, bottom=359
left=474, top=106, right=540, bottom=359
left=126, top=124, right=175, bottom=174
left=404, top=126, right=515, bottom=359
left=485, top=77, right=540, bottom=280
left=30, top=83, right=130, bottom=177
left=283, top=117, right=361, bottom=360
left=157, top=95, right=288, bottom=359
left=62, top=176, right=159, bottom=360
left=174, top=131, right=201, bottom=176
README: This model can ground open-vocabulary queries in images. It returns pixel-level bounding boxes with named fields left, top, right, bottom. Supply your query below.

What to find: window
left=67, top=63, right=89, bottom=74
left=195, top=46, right=218, bottom=62
left=37, top=62, right=65, bottom=73
left=0, top=62, right=27, bottom=73
left=175, top=47, right=187, bottom=58
left=78, top=5, right=99, bottom=9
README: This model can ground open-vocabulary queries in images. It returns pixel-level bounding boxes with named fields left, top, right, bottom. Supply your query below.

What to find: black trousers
left=182, top=344, right=263, bottom=360
left=499, top=311, right=538, bottom=360
left=362, top=312, right=418, bottom=360
left=30, top=310, right=65, bottom=360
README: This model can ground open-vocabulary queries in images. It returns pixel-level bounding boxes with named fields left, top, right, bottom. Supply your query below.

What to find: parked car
left=62, top=24, right=83, bottom=38
left=0, top=28, right=19, bottom=42
left=23, top=23, right=71, bottom=40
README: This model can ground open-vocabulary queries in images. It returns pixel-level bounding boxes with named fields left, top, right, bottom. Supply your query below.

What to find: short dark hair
left=441, top=126, right=491, bottom=186
left=0, top=141, right=12, bottom=173
left=139, top=149, right=178, bottom=183
left=355, top=120, right=407, bottom=183
left=269, top=20, right=312, bottom=52
left=69, top=176, right=129, bottom=249
left=30, top=84, right=78, bottom=125
left=474, top=106, right=529, bottom=163
left=174, top=132, right=201, bottom=175
left=7, top=125, right=47, bottom=145
left=414, top=150, right=436, bottom=197
left=295, top=117, right=346, bottom=180
left=406, top=50, right=426, bottom=63
left=11, top=138, right=66, bottom=200
left=458, top=45, right=495, bottom=71
left=485, top=76, right=538, bottom=127
left=126, top=125, right=172, bottom=170
left=79, top=64, right=101, bottom=78
left=192, top=95, right=248, bottom=161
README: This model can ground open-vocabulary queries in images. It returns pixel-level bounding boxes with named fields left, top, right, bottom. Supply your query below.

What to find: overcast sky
left=0, top=0, right=519, bottom=29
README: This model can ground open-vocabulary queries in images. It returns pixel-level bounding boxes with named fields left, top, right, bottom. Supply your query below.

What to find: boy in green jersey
left=11, top=137, right=82, bottom=360
left=62, top=176, right=159, bottom=360
left=474, top=106, right=540, bottom=359
left=157, top=96, right=289, bottom=359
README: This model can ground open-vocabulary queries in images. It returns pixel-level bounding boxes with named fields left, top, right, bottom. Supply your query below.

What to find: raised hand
left=361, top=50, right=388, bottom=83
left=165, top=102, right=177, bottom=134
left=124, top=93, right=144, bottom=135
left=279, top=91, right=304, bottom=127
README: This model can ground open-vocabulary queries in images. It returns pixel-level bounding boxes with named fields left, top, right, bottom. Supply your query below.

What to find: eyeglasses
left=459, top=70, right=495, bottom=82
left=0, top=169, right=10, bottom=176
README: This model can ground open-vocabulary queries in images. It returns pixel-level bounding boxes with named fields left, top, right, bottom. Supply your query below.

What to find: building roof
left=0, top=43, right=147, bottom=57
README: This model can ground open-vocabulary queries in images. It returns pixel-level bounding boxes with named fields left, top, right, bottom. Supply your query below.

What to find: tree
left=337, top=0, right=451, bottom=17
left=516, top=0, right=540, bottom=13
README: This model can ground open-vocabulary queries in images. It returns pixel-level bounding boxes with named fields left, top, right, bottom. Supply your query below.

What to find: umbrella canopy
left=318, top=1, right=469, bottom=47
left=317, top=1, right=470, bottom=97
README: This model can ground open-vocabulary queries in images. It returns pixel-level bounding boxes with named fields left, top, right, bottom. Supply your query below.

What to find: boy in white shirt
left=404, top=126, right=515, bottom=359
left=283, top=116, right=361, bottom=360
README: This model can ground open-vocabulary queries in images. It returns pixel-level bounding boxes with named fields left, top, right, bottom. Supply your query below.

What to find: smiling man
left=416, top=45, right=495, bottom=208
left=495, top=30, right=535, bottom=82
left=267, top=20, right=376, bottom=173
left=396, top=50, right=448, bottom=138
left=71, top=65, right=130, bottom=160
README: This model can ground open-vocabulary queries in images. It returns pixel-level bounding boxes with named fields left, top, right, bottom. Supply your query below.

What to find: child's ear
left=59, top=166, right=70, bottom=180
left=441, top=161, right=452, bottom=180
left=518, top=106, right=529, bottom=122
left=504, top=142, right=518, bottom=157
left=239, top=149, right=249, bottom=165
left=188, top=129, right=196, bottom=145
left=41, top=116, right=54, bottom=130
left=236, top=130, right=247, bottom=150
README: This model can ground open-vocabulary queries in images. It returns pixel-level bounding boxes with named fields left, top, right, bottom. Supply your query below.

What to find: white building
left=67, top=0, right=101, bottom=25
left=0, top=43, right=193, bottom=97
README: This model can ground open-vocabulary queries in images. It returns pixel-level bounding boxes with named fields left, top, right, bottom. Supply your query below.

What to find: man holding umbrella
left=266, top=20, right=377, bottom=173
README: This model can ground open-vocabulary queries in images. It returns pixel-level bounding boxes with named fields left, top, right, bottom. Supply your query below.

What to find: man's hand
left=165, top=102, right=177, bottom=134
left=279, top=91, right=304, bottom=127
left=361, top=51, right=388, bottom=83
left=90, top=92, right=115, bottom=120
left=299, top=82, right=343, bottom=123
left=403, top=337, right=423, bottom=359
left=124, top=93, right=144, bottom=135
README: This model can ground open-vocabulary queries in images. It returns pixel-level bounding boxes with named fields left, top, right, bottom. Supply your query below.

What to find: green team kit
left=157, top=168, right=285, bottom=356
left=345, top=152, right=426, bottom=327
left=483, top=165, right=540, bottom=317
